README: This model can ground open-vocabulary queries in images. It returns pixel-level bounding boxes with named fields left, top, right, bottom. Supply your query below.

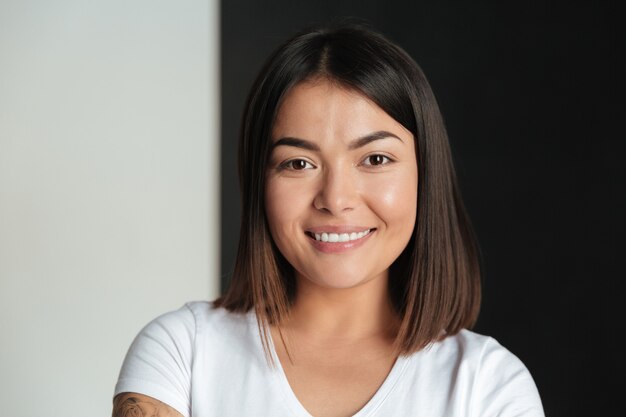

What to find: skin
left=112, top=393, right=182, bottom=417
left=266, top=78, right=417, bottom=294
left=266, top=78, right=419, bottom=417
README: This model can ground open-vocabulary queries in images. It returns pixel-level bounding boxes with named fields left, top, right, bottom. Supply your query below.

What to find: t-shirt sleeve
left=472, top=337, right=545, bottom=417
left=114, top=304, right=196, bottom=417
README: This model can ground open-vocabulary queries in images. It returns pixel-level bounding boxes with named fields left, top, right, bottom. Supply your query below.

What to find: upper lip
left=306, top=225, right=374, bottom=234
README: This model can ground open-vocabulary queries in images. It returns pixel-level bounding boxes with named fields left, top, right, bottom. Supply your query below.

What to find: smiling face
left=265, top=79, right=418, bottom=291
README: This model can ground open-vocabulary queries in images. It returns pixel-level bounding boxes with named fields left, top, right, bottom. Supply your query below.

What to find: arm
left=113, top=393, right=184, bottom=417
left=113, top=305, right=196, bottom=417
left=472, top=338, right=544, bottom=417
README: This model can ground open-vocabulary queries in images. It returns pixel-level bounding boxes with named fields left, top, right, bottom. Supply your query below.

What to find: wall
left=0, top=1, right=219, bottom=415
left=220, top=2, right=619, bottom=415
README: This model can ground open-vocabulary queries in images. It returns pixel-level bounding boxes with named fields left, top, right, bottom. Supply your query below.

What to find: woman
left=113, top=23, right=544, bottom=417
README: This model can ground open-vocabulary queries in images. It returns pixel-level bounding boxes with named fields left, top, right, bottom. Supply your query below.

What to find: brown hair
left=215, top=22, right=481, bottom=356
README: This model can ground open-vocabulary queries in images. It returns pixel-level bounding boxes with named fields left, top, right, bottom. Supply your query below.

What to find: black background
left=220, top=1, right=621, bottom=415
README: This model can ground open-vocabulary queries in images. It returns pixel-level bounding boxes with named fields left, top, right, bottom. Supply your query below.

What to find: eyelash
left=361, top=154, right=393, bottom=167
left=278, top=159, right=315, bottom=171
left=277, top=154, right=394, bottom=171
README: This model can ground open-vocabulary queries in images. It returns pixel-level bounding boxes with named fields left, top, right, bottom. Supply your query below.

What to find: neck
left=285, top=271, right=399, bottom=341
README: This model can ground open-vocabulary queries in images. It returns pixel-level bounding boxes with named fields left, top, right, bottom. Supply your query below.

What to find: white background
left=0, top=1, right=220, bottom=415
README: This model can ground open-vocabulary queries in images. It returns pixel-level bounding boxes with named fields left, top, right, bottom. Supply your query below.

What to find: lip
left=305, top=227, right=376, bottom=254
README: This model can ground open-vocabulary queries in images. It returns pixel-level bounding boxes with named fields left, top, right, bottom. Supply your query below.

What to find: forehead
left=271, top=79, right=412, bottom=142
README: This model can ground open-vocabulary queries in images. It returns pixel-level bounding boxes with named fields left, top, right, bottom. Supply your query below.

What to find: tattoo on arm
left=112, top=393, right=182, bottom=417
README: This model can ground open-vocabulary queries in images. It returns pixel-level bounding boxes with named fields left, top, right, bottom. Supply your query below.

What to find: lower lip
left=307, top=230, right=374, bottom=254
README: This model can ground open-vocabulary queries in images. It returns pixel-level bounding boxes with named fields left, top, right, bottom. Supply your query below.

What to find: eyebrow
left=271, top=130, right=403, bottom=151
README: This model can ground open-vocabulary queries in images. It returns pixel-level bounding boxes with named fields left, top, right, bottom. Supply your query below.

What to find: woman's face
left=265, top=79, right=418, bottom=290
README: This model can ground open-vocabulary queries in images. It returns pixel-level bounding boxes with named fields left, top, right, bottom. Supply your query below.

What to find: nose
left=313, top=166, right=359, bottom=215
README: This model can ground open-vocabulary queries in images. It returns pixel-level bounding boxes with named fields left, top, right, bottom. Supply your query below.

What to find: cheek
left=264, top=178, right=309, bottom=237
left=264, top=181, right=287, bottom=235
left=366, top=169, right=418, bottom=229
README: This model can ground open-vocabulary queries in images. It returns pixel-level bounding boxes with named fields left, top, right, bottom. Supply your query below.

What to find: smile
left=306, top=228, right=374, bottom=243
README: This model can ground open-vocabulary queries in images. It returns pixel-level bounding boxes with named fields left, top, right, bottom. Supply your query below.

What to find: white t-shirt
left=114, top=301, right=544, bottom=417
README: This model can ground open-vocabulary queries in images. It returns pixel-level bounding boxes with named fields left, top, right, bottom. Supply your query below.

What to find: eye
left=362, top=154, right=392, bottom=166
left=280, top=159, right=315, bottom=171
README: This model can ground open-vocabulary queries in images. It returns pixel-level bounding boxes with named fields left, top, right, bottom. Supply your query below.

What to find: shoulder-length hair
left=215, top=22, right=481, bottom=356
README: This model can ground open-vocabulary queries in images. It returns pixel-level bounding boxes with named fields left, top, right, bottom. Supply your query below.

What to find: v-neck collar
left=251, top=312, right=410, bottom=417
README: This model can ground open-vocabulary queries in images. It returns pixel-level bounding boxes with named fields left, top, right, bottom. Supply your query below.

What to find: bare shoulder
left=112, top=393, right=184, bottom=417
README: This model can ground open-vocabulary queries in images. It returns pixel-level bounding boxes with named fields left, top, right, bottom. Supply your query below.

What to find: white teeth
left=312, top=229, right=371, bottom=242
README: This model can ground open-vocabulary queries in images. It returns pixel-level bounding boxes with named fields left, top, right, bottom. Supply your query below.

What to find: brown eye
left=282, top=159, right=313, bottom=170
left=363, top=154, right=390, bottom=166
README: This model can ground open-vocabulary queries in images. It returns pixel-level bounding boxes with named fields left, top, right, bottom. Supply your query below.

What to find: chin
left=298, top=268, right=385, bottom=290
